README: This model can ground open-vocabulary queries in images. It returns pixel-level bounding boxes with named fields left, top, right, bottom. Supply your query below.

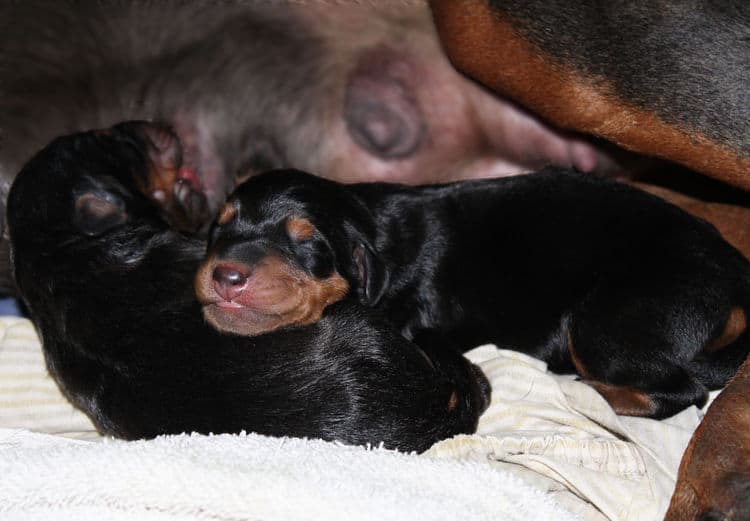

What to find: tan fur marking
left=309, top=271, right=350, bottom=315
left=126, top=124, right=180, bottom=202
left=447, top=390, right=458, bottom=412
left=286, top=217, right=316, bottom=242
left=235, top=171, right=253, bottom=186
left=216, top=202, right=237, bottom=226
left=707, top=306, right=747, bottom=353
left=586, top=381, right=657, bottom=417
left=566, top=329, right=591, bottom=379
left=134, top=162, right=178, bottom=202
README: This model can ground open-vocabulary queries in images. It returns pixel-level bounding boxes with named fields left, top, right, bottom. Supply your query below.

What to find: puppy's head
left=196, top=169, right=390, bottom=336
left=9, top=121, right=210, bottom=257
left=9, top=125, right=147, bottom=255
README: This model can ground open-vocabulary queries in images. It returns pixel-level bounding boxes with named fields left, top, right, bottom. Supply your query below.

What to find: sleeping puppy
left=426, top=3, right=750, bottom=516
left=196, top=169, right=750, bottom=420
left=7, top=121, right=489, bottom=453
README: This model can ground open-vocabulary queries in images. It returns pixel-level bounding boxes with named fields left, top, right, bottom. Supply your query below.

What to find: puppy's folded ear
left=73, top=191, right=127, bottom=236
left=353, top=242, right=390, bottom=306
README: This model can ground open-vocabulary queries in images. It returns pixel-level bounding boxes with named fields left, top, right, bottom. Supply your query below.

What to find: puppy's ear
left=353, top=242, right=389, bottom=306
left=73, top=191, right=127, bottom=236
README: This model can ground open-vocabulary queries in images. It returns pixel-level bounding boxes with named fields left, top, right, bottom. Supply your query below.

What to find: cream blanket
left=0, top=317, right=708, bottom=520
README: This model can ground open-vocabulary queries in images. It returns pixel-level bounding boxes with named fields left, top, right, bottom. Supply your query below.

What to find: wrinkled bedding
left=0, top=317, right=711, bottom=520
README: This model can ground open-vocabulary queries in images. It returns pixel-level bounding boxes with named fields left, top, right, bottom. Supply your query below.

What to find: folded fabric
left=430, top=347, right=710, bottom=521
left=0, top=317, right=710, bottom=520
left=0, top=317, right=97, bottom=438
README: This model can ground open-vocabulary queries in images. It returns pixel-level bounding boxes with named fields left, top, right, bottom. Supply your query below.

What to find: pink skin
left=319, top=55, right=615, bottom=184
left=176, top=166, right=203, bottom=191
left=168, top=2, right=631, bottom=208
left=308, top=2, right=623, bottom=185
left=171, top=112, right=228, bottom=215
left=201, top=260, right=302, bottom=316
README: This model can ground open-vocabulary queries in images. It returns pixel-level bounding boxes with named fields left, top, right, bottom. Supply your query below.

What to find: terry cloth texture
left=0, top=317, right=710, bottom=520
left=0, top=428, right=579, bottom=521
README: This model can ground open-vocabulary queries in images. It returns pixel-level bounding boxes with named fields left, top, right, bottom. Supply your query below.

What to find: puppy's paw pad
left=142, top=124, right=183, bottom=172
left=113, top=121, right=210, bottom=233
left=73, top=191, right=127, bottom=236
left=172, top=176, right=210, bottom=231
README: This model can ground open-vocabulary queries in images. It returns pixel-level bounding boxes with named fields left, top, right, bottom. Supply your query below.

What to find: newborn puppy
left=7, top=122, right=489, bottom=452
left=197, top=169, right=750, bottom=419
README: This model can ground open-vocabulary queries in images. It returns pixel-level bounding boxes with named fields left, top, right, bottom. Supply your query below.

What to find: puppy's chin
left=201, top=303, right=295, bottom=336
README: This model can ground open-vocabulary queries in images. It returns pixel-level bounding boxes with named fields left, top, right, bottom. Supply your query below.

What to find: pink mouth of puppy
left=215, top=300, right=245, bottom=310
left=203, top=288, right=274, bottom=314
left=205, top=302, right=270, bottom=319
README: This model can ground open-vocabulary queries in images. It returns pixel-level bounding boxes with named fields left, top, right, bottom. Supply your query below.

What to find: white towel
left=0, top=428, right=579, bottom=521
left=0, top=317, right=710, bottom=520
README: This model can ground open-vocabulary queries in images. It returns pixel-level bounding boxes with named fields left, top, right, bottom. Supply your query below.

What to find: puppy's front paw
left=114, top=121, right=211, bottom=233
left=172, top=169, right=210, bottom=229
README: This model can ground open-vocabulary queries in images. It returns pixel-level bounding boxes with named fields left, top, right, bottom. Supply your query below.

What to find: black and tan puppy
left=430, top=0, right=750, bottom=190
left=7, top=122, right=489, bottom=452
left=427, top=3, right=750, bottom=517
left=197, top=169, right=750, bottom=420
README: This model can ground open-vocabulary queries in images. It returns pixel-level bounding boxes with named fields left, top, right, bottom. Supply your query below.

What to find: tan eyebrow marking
left=217, top=202, right=237, bottom=225
left=286, top=217, right=316, bottom=242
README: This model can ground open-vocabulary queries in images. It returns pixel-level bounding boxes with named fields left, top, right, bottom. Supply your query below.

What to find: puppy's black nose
left=212, top=265, right=249, bottom=301
left=213, top=266, right=246, bottom=286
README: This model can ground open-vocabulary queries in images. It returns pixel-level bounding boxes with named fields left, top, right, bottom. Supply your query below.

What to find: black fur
left=211, top=168, right=750, bottom=419
left=7, top=122, right=489, bottom=452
